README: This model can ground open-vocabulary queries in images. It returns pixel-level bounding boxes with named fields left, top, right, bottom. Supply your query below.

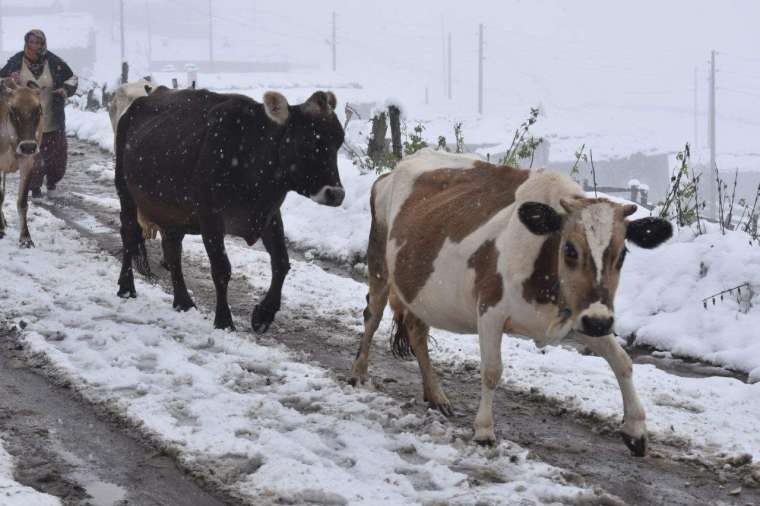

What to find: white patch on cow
left=108, top=80, right=150, bottom=134
left=581, top=203, right=615, bottom=283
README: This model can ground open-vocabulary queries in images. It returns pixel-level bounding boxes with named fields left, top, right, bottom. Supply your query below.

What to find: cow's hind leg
left=253, top=211, right=290, bottom=333
left=115, top=170, right=151, bottom=298
left=403, top=311, right=452, bottom=416
left=473, top=315, right=504, bottom=445
left=576, top=333, right=647, bottom=456
left=161, top=227, right=194, bottom=311
left=350, top=216, right=389, bottom=385
left=200, top=213, right=233, bottom=330
left=17, top=161, right=34, bottom=248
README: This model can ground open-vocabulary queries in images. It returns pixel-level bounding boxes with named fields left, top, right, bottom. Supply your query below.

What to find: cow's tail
left=389, top=290, right=414, bottom=359
left=114, top=109, right=151, bottom=278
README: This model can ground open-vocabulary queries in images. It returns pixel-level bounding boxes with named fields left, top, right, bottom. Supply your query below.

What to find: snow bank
left=617, top=222, right=760, bottom=377
left=0, top=438, right=60, bottom=506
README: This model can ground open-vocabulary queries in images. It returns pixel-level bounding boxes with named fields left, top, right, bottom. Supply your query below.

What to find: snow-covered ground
left=0, top=438, right=60, bottom=506
left=0, top=195, right=599, bottom=504
left=66, top=104, right=760, bottom=379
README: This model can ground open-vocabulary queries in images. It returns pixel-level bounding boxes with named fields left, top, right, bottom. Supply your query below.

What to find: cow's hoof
left=173, top=299, right=196, bottom=312
left=473, top=429, right=497, bottom=446
left=252, top=304, right=276, bottom=333
left=19, top=237, right=34, bottom=248
left=214, top=318, right=235, bottom=331
left=621, top=432, right=647, bottom=457
left=117, top=287, right=137, bottom=299
left=425, top=391, right=453, bottom=417
left=349, top=360, right=369, bottom=387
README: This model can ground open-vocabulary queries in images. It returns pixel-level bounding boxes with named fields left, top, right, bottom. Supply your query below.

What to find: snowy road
left=0, top=137, right=758, bottom=505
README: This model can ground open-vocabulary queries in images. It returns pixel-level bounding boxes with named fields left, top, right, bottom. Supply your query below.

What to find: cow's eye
left=564, top=242, right=578, bottom=260
left=616, top=247, right=628, bottom=269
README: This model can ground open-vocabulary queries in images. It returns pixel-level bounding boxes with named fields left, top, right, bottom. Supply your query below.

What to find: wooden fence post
left=121, top=62, right=129, bottom=84
left=388, top=105, right=402, bottom=160
left=640, top=189, right=648, bottom=208
left=367, top=112, right=388, bottom=163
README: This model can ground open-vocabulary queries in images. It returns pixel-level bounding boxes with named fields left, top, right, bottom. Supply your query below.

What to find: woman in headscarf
left=0, top=29, right=78, bottom=199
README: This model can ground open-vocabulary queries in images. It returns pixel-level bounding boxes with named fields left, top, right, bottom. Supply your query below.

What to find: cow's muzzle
left=581, top=315, right=614, bottom=337
left=578, top=301, right=614, bottom=337
left=310, top=185, right=345, bottom=207
left=16, top=141, right=39, bottom=157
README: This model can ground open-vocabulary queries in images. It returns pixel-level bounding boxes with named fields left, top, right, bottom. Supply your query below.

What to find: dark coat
left=0, top=51, right=77, bottom=131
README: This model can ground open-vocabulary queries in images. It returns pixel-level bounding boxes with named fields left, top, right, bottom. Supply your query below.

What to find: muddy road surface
left=6, top=137, right=760, bottom=505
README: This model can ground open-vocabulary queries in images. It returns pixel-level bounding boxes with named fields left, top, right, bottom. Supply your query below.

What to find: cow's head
left=1, top=79, right=42, bottom=156
left=519, top=197, right=672, bottom=337
left=264, top=90, right=345, bottom=207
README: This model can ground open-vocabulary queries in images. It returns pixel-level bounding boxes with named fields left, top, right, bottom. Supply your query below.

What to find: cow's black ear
left=263, top=91, right=289, bottom=125
left=144, top=84, right=153, bottom=94
left=326, top=91, right=337, bottom=111
left=626, top=217, right=672, bottom=249
left=302, top=91, right=332, bottom=116
left=518, top=202, right=562, bottom=235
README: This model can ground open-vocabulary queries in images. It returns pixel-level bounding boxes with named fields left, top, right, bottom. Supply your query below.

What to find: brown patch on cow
left=522, top=233, right=560, bottom=305
left=390, top=161, right=529, bottom=303
left=467, top=239, right=503, bottom=316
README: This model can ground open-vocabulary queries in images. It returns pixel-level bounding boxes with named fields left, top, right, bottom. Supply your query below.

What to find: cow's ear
left=263, top=91, right=289, bottom=125
left=626, top=217, right=672, bottom=249
left=302, top=91, right=332, bottom=116
left=518, top=202, right=562, bottom=235
left=144, top=84, right=153, bottom=94
left=325, top=91, right=337, bottom=111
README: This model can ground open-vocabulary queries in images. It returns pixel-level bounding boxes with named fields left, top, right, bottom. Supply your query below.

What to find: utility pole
left=447, top=32, right=452, bottom=100
left=478, top=24, right=484, bottom=114
left=693, top=67, right=698, bottom=155
left=146, top=0, right=152, bottom=70
left=119, top=0, right=125, bottom=66
left=441, top=18, right=446, bottom=98
left=0, top=0, right=4, bottom=54
left=331, top=11, right=336, bottom=71
left=208, top=0, right=214, bottom=69
left=708, top=50, right=717, bottom=219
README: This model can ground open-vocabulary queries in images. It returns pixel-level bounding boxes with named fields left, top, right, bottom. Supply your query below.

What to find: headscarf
left=23, top=29, right=48, bottom=79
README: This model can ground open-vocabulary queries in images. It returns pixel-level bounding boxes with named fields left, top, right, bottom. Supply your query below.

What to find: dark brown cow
left=0, top=79, right=43, bottom=247
left=116, top=89, right=345, bottom=331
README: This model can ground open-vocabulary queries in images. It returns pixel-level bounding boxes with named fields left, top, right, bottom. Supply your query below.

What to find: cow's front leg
left=576, top=333, right=647, bottom=456
left=17, top=161, right=34, bottom=248
left=200, top=213, right=233, bottom=330
left=254, top=211, right=290, bottom=333
left=473, top=315, right=504, bottom=445
left=161, top=227, right=195, bottom=311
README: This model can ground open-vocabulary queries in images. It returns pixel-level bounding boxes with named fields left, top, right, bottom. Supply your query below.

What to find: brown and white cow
left=0, top=79, right=43, bottom=247
left=350, top=149, right=672, bottom=456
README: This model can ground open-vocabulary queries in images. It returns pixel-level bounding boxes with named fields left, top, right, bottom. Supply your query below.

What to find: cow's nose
left=581, top=315, right=614, bottom=337
left=18, top=142, right=38, bottom=156
left=324, top=186, right=345, bottom=207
